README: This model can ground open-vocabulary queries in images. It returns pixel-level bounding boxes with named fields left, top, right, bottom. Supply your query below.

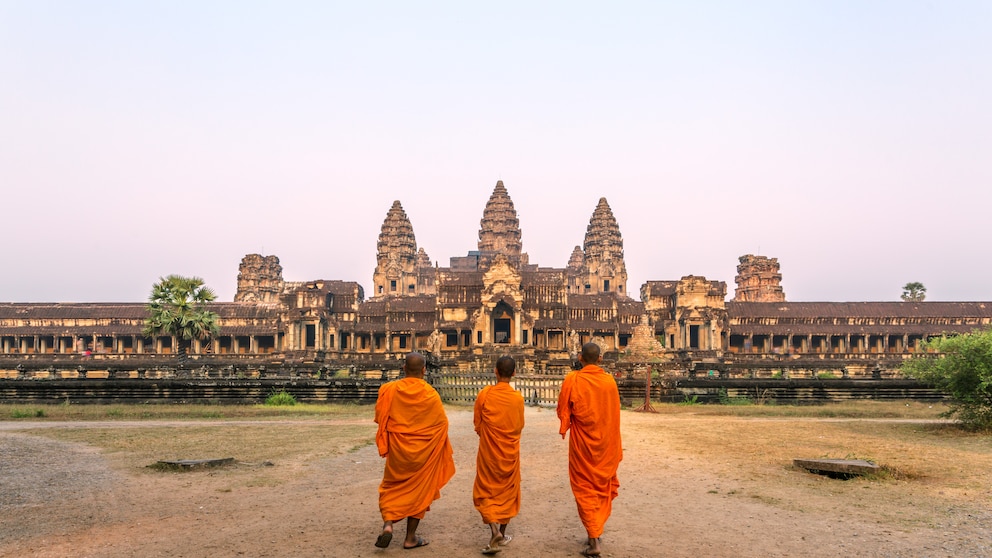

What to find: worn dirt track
left=1, top=407, right=989, bottom=557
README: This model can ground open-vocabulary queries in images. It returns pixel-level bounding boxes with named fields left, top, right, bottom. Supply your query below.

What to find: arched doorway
left=492, top=301, right=514, bottom=344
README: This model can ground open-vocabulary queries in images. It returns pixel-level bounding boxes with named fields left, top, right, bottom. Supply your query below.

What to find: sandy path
left=1, top=407, right=988, bottom=557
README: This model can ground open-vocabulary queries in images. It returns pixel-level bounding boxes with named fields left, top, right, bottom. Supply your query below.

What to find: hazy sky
left=2, top=2, right=989, bottom=303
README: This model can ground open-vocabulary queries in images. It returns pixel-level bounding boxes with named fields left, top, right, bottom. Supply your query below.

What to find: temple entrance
left=493, top=302, right=514, bottom=344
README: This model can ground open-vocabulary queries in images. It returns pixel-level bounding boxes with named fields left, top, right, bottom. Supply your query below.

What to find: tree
left=901, top=282, right=927, bottom=302
left=143, top=275, right=220, bottom=365
left=901, top=327, right=992, bottom=430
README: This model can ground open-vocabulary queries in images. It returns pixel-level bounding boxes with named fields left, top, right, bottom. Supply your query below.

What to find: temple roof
left=727, top=301, right=992, bottom=319
left=521, top=268, right=567, bottom=285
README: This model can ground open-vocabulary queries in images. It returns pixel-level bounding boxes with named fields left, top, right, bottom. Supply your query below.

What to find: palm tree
left=901, top=282, right=927, bottom=302
left=143, top=275, right=221, bottom=366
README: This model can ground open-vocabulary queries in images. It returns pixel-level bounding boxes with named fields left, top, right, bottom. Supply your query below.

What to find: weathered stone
left=372, top=201, right=434, bottom=298
left=793, top=458, right=880, bottom=477
left=578, top=197, right=628, bottom=296
left=734, top=254, right=785, bottom=302
left=155, top=458, right=235, bottom=470
left=235, top=254, right=284, bottom=304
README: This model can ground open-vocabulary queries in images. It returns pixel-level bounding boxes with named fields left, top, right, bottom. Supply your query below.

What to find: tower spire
left=477, top=180, right=526, bottom=269
left=580, top=198, right=628, bottom=296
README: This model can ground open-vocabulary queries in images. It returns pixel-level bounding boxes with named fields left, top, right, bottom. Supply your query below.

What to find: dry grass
left=0, top=401, right=371, bottom=421
left=622, top=400, right=992, bottom=528
left=2, top=400, right=990, bottom=556
left=2, top=403, right=377, bottom=475
left=4, top=400, right=988, bottom=506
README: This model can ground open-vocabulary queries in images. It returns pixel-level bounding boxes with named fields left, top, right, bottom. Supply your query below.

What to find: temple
left=2, top=180, right=991, bottom=375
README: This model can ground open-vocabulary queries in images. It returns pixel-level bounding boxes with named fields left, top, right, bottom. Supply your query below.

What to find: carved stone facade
left=577, top=198, right=628, bottom=296
left=371, top=201, right=436, bottom=298
left=475, top=181, right=528, bottom=271
left=733, top=254, right=785, bottom=302
left=234, top=254, right=284, bottom=304
left=2, top=179, right=992, bottom=375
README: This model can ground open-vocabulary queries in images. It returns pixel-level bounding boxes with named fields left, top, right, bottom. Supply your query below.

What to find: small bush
left=902, top=327, right=992, bottom=430
left=718, top=388, right=753, bottom=406
left=10, top=409, right=46, bottom=418
left=678, top=395, right=700, bottom=406
left=265, top=390, right=297, bottom=406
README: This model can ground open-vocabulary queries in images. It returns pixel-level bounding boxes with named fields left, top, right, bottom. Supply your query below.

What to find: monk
left=374, top=352, right=455, bottom=550
left=473, top=355, right=525, bottom=555
left=557, top=342, right=622, bottom=557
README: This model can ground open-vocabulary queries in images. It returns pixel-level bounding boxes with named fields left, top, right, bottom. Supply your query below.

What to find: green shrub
left=718, top=388, right=752, bottom=406
left=901, top=327, right=992, bottom=430
left=264, top=390, right=297, bottom=406
left=10, top=409, right=46, bottom=418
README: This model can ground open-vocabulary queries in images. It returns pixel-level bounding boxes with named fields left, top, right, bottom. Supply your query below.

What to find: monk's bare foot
left=403, top=536, right=429, bottom=549
left=482, top=522, right=504, bottom=554
left=375, top=522, right=393, bottom=548
left=488, top=523, right=504, bottom=549
left=581, top=537, right=601, bottom=556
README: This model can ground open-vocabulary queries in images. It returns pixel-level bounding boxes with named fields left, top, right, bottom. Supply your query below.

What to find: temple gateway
left=2, top=181, right=991, bottom=376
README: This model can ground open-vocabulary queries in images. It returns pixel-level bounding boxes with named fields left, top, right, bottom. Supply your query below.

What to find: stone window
left=236, top=335, right=251, bottom=354
left=390, top=280, right=397, bottom=292
left=258, top=336, right=276, bottom=354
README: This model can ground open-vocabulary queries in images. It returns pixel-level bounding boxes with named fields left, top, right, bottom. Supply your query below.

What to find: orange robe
left=557, top=364, right=622, bottom=539
left=473, top=382, right=525, bottom=524
left=375, top=377, right=455, bottom=522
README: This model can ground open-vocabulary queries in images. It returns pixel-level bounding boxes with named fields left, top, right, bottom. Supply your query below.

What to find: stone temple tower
left=372, top=201, right=434, bottom=298
left=566, top=245, right=585, bottom=293
left=579, top=198, right=628, bottom=296
left=234, top=254, right=284, bottom=303
left=476, top=180, right=529, bottom=270
left=733, top=254, right=785, bottom=302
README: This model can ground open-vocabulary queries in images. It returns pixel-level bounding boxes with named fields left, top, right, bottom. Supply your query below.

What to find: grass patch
left=264, top=390, right=297, bottom=406
left=0, top=401, right=369, bottom=421
left=9, top=408, right=46, bottom=418
left=678, top=395, right=700, bottom=406
left=657, top=400, right=948, bottom=419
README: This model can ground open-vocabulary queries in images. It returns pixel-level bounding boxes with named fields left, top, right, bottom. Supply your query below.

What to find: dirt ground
left=1, top=406, right=989, bottom=558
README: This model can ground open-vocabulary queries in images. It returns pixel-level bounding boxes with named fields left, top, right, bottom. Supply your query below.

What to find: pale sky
left=2, top=1, right=990, bottom=303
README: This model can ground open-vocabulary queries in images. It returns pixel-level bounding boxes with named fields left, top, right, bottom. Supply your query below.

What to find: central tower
left=476, top=180, right=528, bottom=271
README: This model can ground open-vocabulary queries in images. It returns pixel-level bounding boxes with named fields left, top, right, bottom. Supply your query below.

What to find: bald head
left=404, top=352, right=426, bottom=378
left=580, top=342, right=601, bottom=365
left=495, top=355, right=516, bottom=379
